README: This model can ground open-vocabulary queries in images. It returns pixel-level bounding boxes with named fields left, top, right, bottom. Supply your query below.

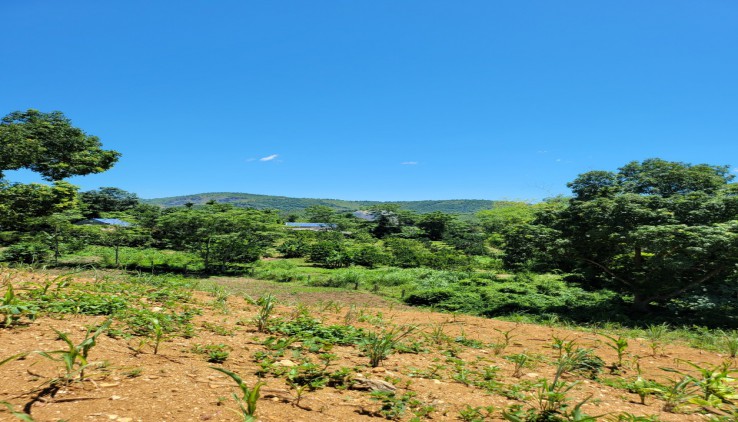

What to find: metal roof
left=285, top=222, right=336, bottom=228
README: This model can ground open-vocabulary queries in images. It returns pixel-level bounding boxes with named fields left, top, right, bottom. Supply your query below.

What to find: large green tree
left=156, top=203, right=280, bottom=272
left=550, top=159, right=738, bottom=312
left=80, top=187, right=139, bottom=217
left=0, top=109, right=120, bottom=233
left=0, top=110, right=119, bottom=181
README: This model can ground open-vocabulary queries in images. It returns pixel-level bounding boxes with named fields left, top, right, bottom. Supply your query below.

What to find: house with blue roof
left=285, top=222, right=337, bottom=231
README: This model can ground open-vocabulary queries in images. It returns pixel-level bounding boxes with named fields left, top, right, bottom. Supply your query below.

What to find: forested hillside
left=144, top=192, right=498, bottom=215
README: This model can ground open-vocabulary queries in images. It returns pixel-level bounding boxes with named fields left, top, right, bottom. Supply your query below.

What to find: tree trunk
left=631, top=292, right=652, bottom=314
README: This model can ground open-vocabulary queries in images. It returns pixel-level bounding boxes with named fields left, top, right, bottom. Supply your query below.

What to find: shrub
left=1, top=241, right=50, bottom=264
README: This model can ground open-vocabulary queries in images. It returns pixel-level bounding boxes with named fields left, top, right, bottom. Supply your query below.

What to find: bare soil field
left=0, top=269, right=733, bottom=421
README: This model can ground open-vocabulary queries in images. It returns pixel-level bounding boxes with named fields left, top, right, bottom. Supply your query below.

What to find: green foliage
left=79, top=187, right=139, bottom=217
left=193, top=344, right=230, bottom=363
left=0, top=283, right=36, bottom=327
left=39, top=319, right=111, bottom=382
left=157, top=203, right=279, bottom=272
left=269, top=316, right=365, bottom=346
left=1, top=241, right=51, bottom=264
left=0, top=109, right=120, bottom=181
left=250, top=260, right=306, bottom=282
left=532, top=159, right=738, bottom=313
left=254, top=294, right=277, bottom=332
left=210, top=366, right=264, bottom=421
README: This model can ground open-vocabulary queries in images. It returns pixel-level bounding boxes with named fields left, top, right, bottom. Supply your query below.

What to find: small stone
left=525, top=373, right=540, bottom=378
left=350, top=376, right=396, bottom=392
left=277, top=359, right=297, bottom=367
left=118, top=418, right=132, bottom=422
left=110, top=395, right=122, bottom=400
left=108, top=415, right=119, bottom=420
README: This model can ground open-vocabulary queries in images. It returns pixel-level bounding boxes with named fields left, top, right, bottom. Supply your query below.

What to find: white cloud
left=401, top=161, right=418, bottom=165
left=259, top=154, right=279, bottom=162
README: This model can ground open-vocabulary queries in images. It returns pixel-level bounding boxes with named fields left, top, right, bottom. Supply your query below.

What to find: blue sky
left=2, top=1, right=737, bottom=201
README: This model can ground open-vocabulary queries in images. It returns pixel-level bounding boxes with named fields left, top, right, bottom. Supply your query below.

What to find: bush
left=404, top=288, right=456, bottom=306
left=1, top=241, right=50, bottom=264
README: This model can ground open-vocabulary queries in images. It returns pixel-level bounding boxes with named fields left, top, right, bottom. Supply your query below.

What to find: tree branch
left=580, top=258, right=635, bottom=289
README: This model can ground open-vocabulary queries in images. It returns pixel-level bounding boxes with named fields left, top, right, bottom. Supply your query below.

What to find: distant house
left=76, top=218, right=133, bottom=227
left=285, top=222, right=337, bottom=231
left=352, top=210, right=376, bottom=221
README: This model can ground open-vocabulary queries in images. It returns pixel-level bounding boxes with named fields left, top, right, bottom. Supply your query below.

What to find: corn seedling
left=254, top=293, right=277, bottom=332
left=551, top=335, right=577, bottom=359
left=361, top=325, right=416, bottom=367
left=662, top=360, right=738, bottom=408
left=504, top=353, right=601, bottom=421
left=39, top=319, right=111, bottom=382
left=626, top=363, right=656, bottom=405
left=0, top=401, right=35, bottom=422
left=1, top=284, right=35, bottom=328
left=150, top=317, right=163, bottom=354
left=211, top=367, right=264, bottom=422
left=644, top=376, right=697, bottom=413
left=602, top=334, right=628, bottom=371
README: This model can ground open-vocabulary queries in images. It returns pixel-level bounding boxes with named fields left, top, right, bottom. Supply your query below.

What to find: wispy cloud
left=401, top=161, right=418, bottom=165
left=259, top=154, right=279, bottom=162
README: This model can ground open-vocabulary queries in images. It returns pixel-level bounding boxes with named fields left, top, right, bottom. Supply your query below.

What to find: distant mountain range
left=143, top=192, right=500, bottom=215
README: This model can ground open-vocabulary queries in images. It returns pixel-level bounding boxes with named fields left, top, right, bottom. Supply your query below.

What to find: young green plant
left=210, top=367, right=265, bottom=422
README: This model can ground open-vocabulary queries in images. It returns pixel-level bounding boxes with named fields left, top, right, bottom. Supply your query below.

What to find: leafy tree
left=0, top=109, right=119, bottom=181
left=550, top=159, right=738, bottom=313
left=349, top=243, right=388, bottom=268
left=156, top=204, right=279, bottom=272
left=304, top=205, right=336, bottom=223
left=0, top=181, right=79, bottom=231
left=368, top=205, right=417, bottom=238
left=307, top=233, right=351, bottom=268
left=385, top=238, right=430, bottom=268
left=417, top=211, right=454, bottom=241
left=277, top=231, right=313, bottom=258
left=80, top=187, right=139, bottom=217
left=0, top=109, right=120, bottom=234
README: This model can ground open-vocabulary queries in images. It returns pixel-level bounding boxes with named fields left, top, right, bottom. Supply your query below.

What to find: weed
left=719, top=330, right=738, bottom=358
left=192, top=344, right=230, bottom=363
left=645, top=376, right=696, bottom=413
left=492, top=327, right=516, bottom=355
left=211, top=366, right=264, bottom=422
left=202, top=321, right=236, bottom=336
left=370, top=391, right=425, bottom=420
left=361, top=325, right=416, bottom=367
left=505, top=353, right=532, bottom=378
left=459, top=405, right=496, bottom=421
left=644, top=323, right=669, bottom=357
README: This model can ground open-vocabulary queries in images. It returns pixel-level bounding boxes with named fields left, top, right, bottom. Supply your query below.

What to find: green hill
left=143, top=192, right=498, bottom=215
